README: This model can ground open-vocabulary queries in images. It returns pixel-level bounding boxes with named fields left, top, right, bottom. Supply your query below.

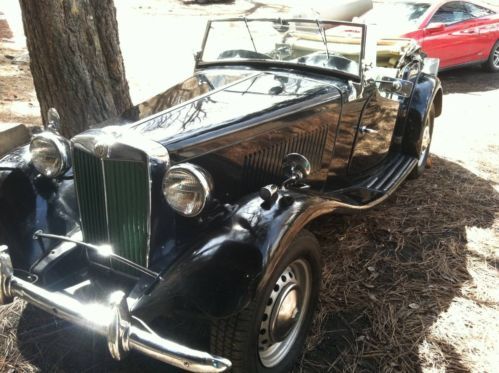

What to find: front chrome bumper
left=0, top=245, right=231, bottom=372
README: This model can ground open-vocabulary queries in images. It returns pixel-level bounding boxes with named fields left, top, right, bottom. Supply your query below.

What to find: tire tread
left=210, top=230, right=320, bottom=373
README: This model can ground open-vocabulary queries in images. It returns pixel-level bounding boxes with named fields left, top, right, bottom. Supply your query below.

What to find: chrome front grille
left=73, top=146, right=150, bottom=267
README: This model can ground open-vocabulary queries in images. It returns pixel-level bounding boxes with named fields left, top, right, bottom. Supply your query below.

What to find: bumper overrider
left=0, top=246, right=231, bottom=372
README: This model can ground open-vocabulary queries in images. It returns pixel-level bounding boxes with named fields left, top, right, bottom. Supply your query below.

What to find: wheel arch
left=402, top=73, right=441, bottom=156
left=132, top=191, right=333, bottom=320
left=433, top=87, right=443, bottom=118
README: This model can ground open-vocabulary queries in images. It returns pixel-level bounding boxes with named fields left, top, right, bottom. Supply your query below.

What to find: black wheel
left=210, top=230, right=322, bottom=373
left=406, top=104, right=435, bottom=179
left=483, top=40, right=499, bottom=72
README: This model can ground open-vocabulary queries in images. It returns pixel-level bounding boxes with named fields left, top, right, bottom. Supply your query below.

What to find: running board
left=326, top=155, right=418, bottom=207
left=365, top=155, right=418, bottom=192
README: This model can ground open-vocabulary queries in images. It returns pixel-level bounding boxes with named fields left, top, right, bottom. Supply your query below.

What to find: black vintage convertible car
left=0, top=18, right=442, bottom=372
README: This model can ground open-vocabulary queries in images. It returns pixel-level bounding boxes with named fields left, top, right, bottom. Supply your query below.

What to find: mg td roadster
left=0, top=18, right=442, bottom=372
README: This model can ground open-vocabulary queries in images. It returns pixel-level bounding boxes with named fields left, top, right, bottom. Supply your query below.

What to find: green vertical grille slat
left=73, top=147, right=149, bottom=269
left=73, top=148, right=107, bottom=243
left=104, top=160, right=149, bottom=267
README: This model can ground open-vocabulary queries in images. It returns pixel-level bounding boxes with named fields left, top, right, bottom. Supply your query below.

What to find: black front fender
left=133, top=191, right=332, bottom=320
left=0, top=146, right=79, bottom=270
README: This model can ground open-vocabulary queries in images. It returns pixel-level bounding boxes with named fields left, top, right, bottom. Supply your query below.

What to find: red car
left=359, top=0, right=499, bottom=71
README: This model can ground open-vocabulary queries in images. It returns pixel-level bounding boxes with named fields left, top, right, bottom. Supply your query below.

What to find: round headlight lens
left=162, top=164, right=213, bottom=217
left=30, top=133, right=71, bottom=177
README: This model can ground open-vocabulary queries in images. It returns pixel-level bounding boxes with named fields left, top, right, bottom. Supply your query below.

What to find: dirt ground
left=0, top=1, right=498, bottom=372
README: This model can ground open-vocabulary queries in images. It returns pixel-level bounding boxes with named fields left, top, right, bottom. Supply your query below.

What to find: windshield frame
left=196, top=18, right=368, bottom=82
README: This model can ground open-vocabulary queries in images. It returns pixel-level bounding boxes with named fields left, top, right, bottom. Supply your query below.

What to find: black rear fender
left=402, top=74, right=442, bottom=156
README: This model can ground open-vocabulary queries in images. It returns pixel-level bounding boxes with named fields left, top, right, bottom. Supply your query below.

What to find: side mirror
left=426, top=22, right=445, bottom=33
left=46, top=107, right=61, bottom=133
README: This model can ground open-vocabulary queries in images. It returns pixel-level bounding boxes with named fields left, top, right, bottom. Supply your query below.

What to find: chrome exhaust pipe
left=0, top=246, right=231, bottom=372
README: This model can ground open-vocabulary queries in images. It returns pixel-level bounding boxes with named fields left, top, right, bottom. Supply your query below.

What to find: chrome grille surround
left=72, top=127, right=169, bottom=268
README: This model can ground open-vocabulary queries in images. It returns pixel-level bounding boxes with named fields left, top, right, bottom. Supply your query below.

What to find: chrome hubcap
left=493, top=46, right=499, bottom=68
left=418, top=123, right=431, bottom=167
left=270, top=283, right=300, bottom=342
left=258, top=259, right=311, bottom=368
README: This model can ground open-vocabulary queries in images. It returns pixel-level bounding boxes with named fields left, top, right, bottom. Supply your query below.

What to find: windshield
left=360, top=2, right=430, bottom=31
left=200, top=19, right=365, bottom=78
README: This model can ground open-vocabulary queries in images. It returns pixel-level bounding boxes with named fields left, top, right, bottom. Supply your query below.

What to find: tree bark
left=19, top=0, right=132, bottom=138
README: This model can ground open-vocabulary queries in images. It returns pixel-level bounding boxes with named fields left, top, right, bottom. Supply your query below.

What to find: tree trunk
left=19, top=0, right=132, bottom=138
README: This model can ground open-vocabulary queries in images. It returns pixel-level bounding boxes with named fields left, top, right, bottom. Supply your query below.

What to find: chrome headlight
left=162, top=163, right=213, bottom=217
left=30, top=132, right=71, bottom=178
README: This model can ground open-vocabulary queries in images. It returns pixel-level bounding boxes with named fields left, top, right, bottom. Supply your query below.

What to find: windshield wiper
left=243, top=17, right=257, bottom=53
left=315, top=19, right=330, bottom=59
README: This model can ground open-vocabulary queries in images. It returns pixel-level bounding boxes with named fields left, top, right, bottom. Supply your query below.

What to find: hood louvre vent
left=242, top=124, right=328, bottom=191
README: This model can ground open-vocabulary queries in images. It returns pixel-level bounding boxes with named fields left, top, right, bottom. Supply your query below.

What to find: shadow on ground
left=6, top=156, right=495, bottom=372
left=295, top=156, right=496, bottom=372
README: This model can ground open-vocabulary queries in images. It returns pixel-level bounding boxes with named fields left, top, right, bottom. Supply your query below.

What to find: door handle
left=359, top=126, right=378, bottom=134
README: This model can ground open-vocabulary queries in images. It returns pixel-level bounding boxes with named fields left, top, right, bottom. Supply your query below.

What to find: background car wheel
left=406, top=104, right=435, bottom=179
left=483, top=41, right=499, bottom=72
left=210, top=230, right=322, bottom=373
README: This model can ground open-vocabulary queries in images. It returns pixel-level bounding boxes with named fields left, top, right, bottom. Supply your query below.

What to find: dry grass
left=297, top=156, right=498, bottom=372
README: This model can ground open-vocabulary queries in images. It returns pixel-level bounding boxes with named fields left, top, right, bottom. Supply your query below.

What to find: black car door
left=347, top=81, right=400, bottom=175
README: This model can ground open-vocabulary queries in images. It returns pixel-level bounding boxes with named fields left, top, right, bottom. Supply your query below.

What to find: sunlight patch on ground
left=421, top=295, right=499, bottom=372
left=419, top=221, right=499, bottom=372
left=0, top=101, right=39, bottom=120
left=431, top=89, right=499, bottom=184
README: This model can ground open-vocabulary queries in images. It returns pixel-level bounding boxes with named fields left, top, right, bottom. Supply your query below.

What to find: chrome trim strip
left=72, top=127, right=170, bottom=163
left=101, top=157, right=112, bottom=248
left=0, top=246, right=231, bottom=372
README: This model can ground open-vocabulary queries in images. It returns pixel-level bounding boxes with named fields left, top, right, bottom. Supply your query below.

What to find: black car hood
left=104, top=67, right=343, bottom=150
